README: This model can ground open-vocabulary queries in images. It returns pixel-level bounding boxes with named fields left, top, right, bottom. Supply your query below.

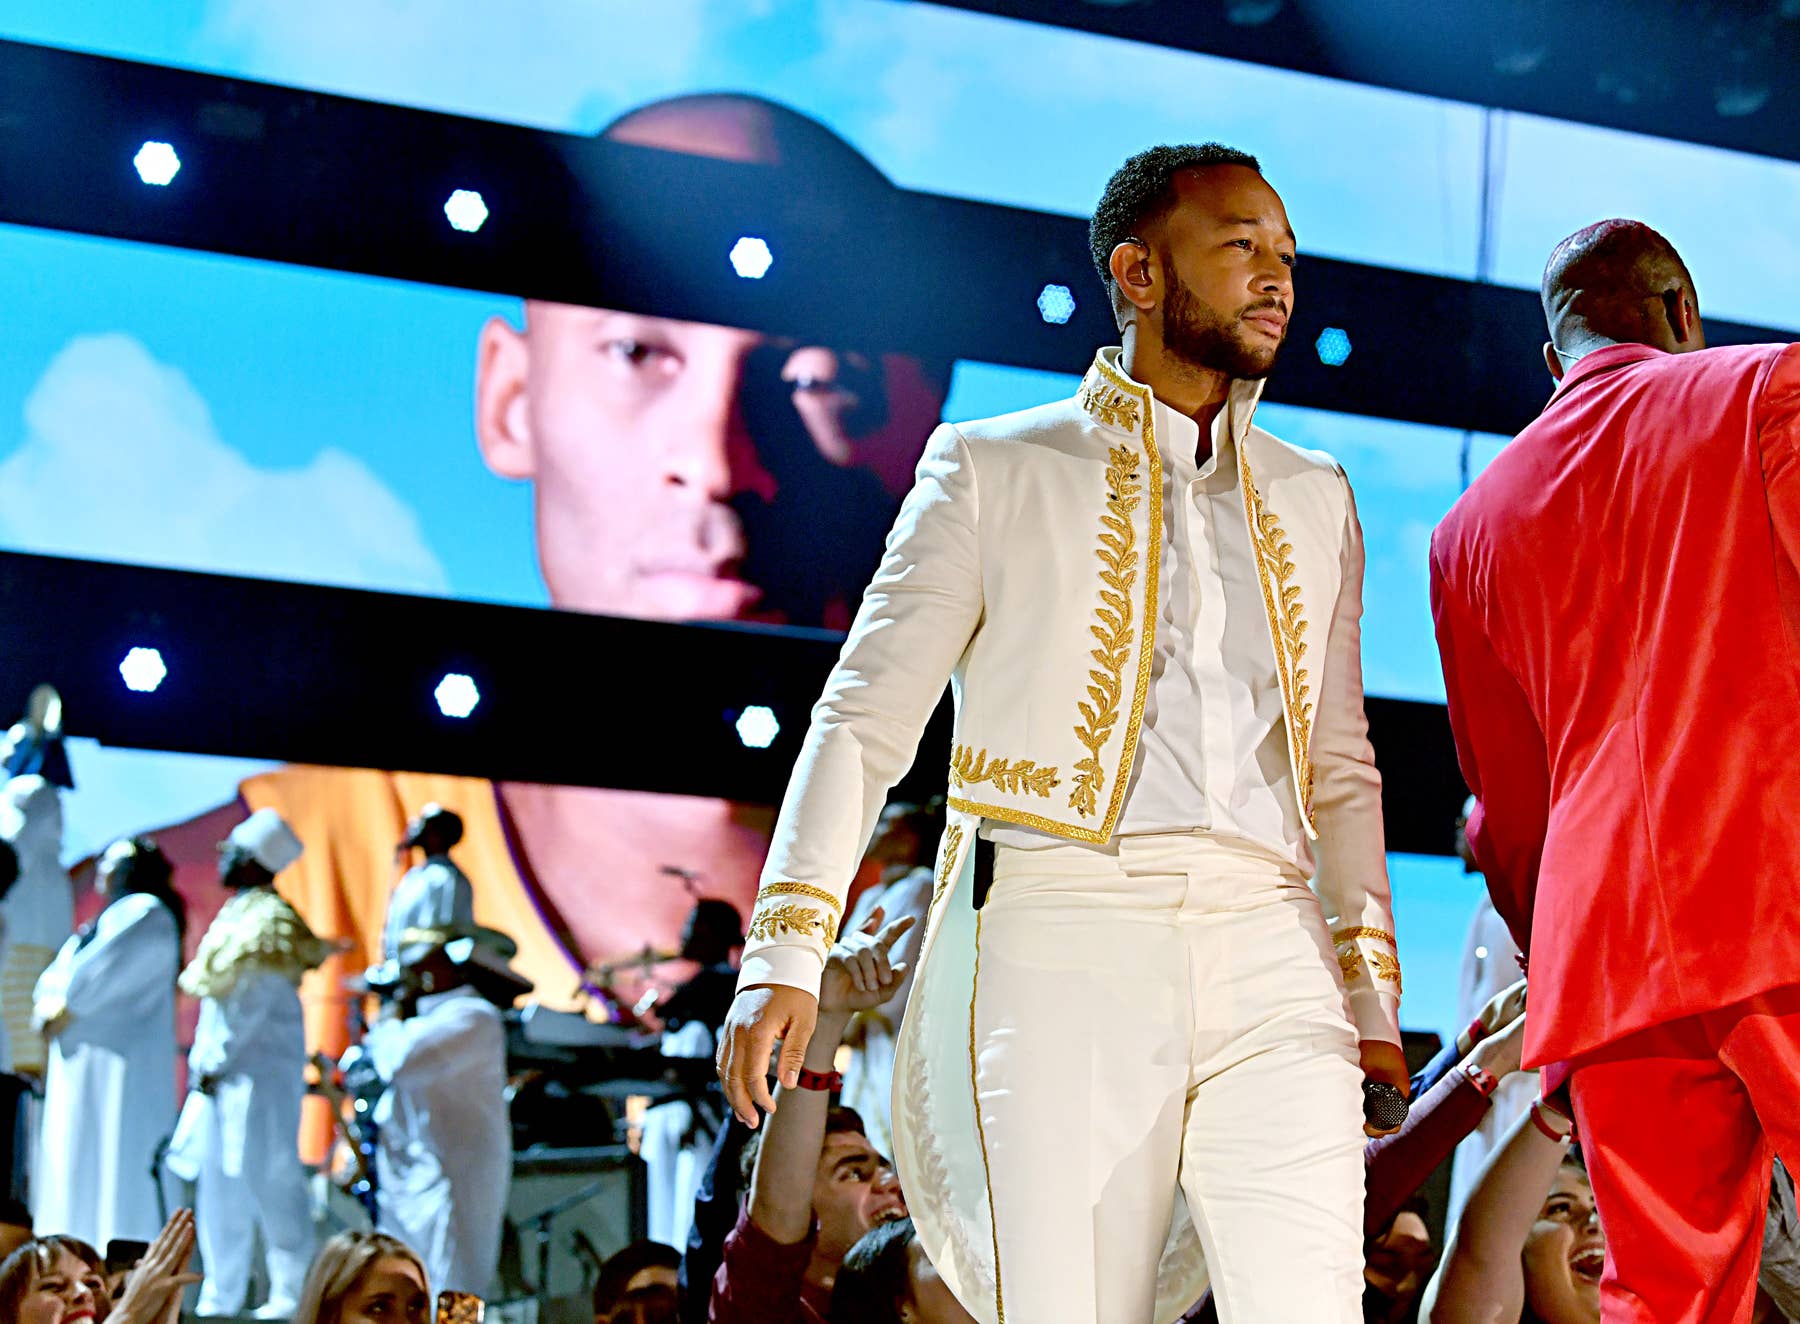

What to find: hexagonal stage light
left=119, top=647, right=168, bottom=693
left=434, top=672, right=481, bottom=718
left=133, top=141, right=181, bottom=186
left=1315, top=326, right=1353, bottom=367
left=1036, top=283, right=1077, bottom=325
left=443, top=189, right=489, bottom=234
left=734, top=705, right=780, bottom=749
left=729, top=236, right=774, bottom=280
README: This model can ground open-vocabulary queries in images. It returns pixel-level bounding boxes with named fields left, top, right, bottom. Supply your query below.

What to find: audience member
left=1364, top=1194, right=1437, bottom=1324
left=1420, top=1102, right=1599, bottom=1323
left=827, top=1217, right=973, bottom=1324
left=603, top=1283, right=681, bottom=1324
left=597, top=1239, right=682, bottom=1317
left=31, top=838, right=182, bottom=1248
left=708, top=909, right=912, bottom=1323
left=1, top=1209, right=201, bottom=1324
left=289, top=1230, right=430, bottom=1324
left=837, top=801, right=939, bottom=1157
left=0, top=1236, right=109, bottom=1324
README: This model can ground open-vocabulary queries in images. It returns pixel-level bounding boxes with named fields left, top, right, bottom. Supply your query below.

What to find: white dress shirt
left=986, top=392, right=1307, bottom=871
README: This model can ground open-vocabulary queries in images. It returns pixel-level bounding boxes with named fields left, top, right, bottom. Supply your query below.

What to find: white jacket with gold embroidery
left=739, top=347, right=1401, bottom=1046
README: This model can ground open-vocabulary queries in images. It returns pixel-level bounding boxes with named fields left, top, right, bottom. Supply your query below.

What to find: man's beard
left=1161, top=266, right=1284, bottom=381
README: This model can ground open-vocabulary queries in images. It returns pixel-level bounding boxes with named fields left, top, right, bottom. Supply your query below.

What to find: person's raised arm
left=1419, top=1096, right=1576, bottom=1323
left=720, top=424, right=982, bottom=1128
left=746, top=910, right=914, bottom=1244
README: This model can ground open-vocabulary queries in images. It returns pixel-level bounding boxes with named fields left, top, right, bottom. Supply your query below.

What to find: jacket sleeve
left=1310, top=469, right=1402, bottom=1046
left=738, top=423, right=984, bottom=995
left=1759, top=344, right=1800, bottom=588
left=1429, top=534, right=1549, bottom=955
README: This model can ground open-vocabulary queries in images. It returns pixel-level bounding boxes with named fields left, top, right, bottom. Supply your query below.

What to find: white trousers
left=973, top=833, right=1367, bottom=1324
left=187, top=1078, right=316, bottom=1317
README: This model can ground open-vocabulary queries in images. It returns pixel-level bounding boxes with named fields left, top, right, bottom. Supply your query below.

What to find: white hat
left=227, top=809, right=304, bottom=875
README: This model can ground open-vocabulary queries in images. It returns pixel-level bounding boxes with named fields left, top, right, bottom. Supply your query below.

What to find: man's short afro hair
left=1089, top=143, right=1262, bottom=292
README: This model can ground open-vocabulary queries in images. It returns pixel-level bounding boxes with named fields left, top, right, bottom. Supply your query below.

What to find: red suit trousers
left=1569, top=987, right=1800, bottom=1324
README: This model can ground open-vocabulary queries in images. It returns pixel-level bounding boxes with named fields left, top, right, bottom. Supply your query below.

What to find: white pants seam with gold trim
left=969, top=831, right=1366, bottom=1324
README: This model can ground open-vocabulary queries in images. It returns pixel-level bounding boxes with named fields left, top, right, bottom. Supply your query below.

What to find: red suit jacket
left=1431, top=341, right=1800, bottom=1067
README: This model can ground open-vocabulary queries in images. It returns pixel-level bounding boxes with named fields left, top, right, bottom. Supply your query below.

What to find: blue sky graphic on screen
left=6, top=0, right=1799, bottom=1038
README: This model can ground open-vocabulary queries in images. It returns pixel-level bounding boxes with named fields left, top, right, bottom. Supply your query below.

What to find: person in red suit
left=1430, top=217, right=1800, bottom=1324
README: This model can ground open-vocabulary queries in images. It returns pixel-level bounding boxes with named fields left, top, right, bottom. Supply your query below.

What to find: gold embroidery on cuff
left=1240, top=450, right=1316, bottom=825
left=745, top=902, right=832, bottom=945
left=1070, top=443, right=1143, bottom=819
left=1331, top=926, right=1398, bottom=949
left=754, top=881, right=843, bottom=919
left=1370, top=951, right=1403, bottom=991
left=950, top=746, right=1059, bottom=798
left=1337, top=949, right=1364, bottom=982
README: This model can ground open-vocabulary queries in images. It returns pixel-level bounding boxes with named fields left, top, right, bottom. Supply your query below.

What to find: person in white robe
left=32, top=836, right=182, bottom=1248
left=837, top=800, right=938, bottom=1159
left=382, top=805, right=477, bottom=962
left=1446, top=796, right=1538, bottom=1223
left=166, top=809, right=336, bottom=1318
left=0, top=775, right=75, bottom=1079
left=367, top=940, right=513, bottom=1297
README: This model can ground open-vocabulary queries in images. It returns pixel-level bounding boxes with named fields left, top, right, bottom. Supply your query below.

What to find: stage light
left=119, top=647, right=167, bottom=693
left=729, top=236, right=774, bottom=280
left=443, top=189, right=489, bottom=233
left=1037, top=283, right=1077, bottom=325
left=1315, top=326, right=1353, bottom=367
left=133, top=141, right=181, bottom=186
left=735, top=705, right=780, bottom=749
left=1475, top=946, right=1490, bottom=960
left=434, top=672, right=481, bottom=718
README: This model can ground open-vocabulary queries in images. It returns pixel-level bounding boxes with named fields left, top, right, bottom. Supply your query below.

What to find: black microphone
left=1363, top=1080, right=1410, bottom=1132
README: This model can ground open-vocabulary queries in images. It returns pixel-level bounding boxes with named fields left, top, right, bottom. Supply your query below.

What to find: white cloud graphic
left=0, top=333, right=448, bottom=596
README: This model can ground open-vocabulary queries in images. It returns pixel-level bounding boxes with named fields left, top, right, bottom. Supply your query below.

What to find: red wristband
left=1530, top=1099, right=1574, bottom=1143
left=1462, top=1062, right=1499, bottom=1098
left=1466, top=1016, right=1487, bottom=1047
left=794, top=1068, right=842, bottom=1093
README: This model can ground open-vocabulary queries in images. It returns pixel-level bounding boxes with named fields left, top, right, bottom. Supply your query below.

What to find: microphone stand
left=521, top=1175, right=618, bottom=1319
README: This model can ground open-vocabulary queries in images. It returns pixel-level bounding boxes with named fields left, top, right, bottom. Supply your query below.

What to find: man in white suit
left=718, top=144, right=1408, bottom=1323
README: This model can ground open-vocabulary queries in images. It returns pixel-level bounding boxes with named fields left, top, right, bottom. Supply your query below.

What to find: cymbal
left=583, top=947, right=679, bottom=980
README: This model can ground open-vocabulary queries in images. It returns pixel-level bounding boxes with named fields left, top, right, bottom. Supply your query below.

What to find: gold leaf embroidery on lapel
left=745, top=901, right=832, bottom=945
left=1239, top=449, right=1316, bottom=823
left=1069, top=444, right=1142, bottom=818
left=950, top=746, right=1060, bottom=799
left=1078, top=381, right=1141, bottom=431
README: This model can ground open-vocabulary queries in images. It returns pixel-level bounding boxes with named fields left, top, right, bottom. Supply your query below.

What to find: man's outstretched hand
left=718, top=984, right=820, bottom=1129
left=715, top=907, right=917, bottom=1129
